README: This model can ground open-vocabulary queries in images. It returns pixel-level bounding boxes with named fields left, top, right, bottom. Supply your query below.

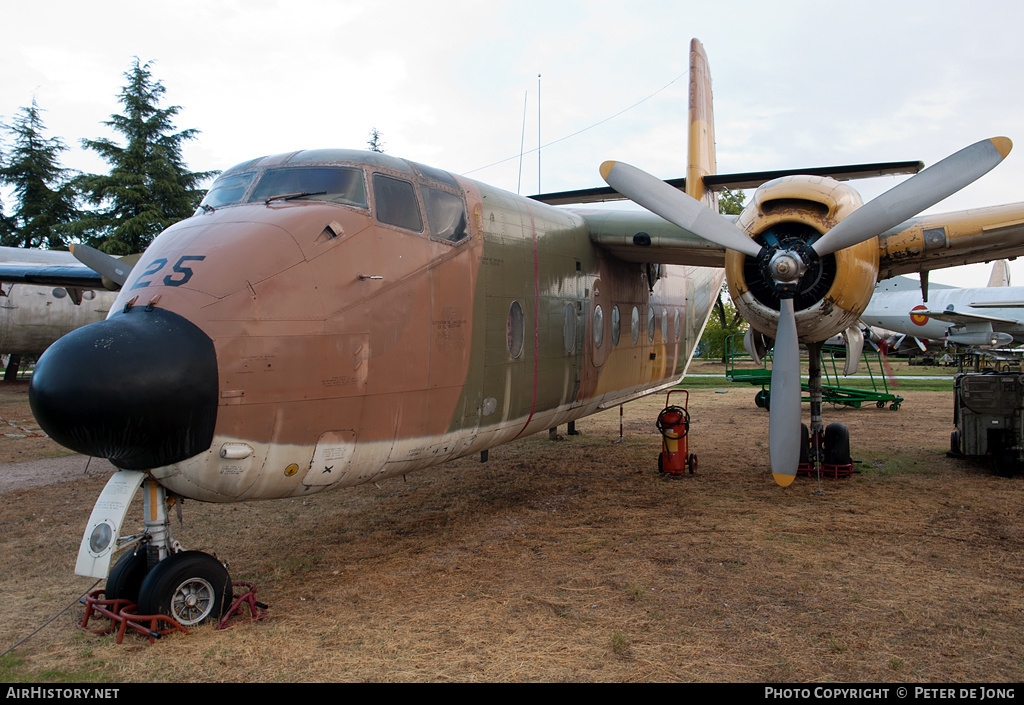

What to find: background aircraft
left=862, top=261, right=1024, bottom=349
left=11, top=39, right=1024, bottom=628
left=0, top=247, right=114, bottom=377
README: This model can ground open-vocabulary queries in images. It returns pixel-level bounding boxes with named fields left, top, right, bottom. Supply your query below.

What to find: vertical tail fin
left=988, top=260, right=1010, bottom=287
left=686, top=38, right=717, bottom=209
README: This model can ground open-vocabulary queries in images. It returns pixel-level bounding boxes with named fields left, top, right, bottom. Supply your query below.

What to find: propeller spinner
left=601, top=137, right=1011, bottom=485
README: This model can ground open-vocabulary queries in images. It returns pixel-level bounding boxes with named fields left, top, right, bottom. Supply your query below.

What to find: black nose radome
left=29, top=307, right=218, bottom=470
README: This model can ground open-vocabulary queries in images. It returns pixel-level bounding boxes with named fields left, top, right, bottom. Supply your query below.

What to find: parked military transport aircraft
left=0, top=247, right=115, bottom=369
left=10, top=39, right=1024, bottom=627
left=862, top=261, right=1024, bottom=348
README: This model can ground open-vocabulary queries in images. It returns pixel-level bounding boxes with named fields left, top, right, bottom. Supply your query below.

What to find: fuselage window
left=563, top=302, right=577, bottom=354
left=373, top=173, right=423, bottom=232
left=674, top=308, right=681, bottom=342
left=593, top=304, right=604, bottom=349
left=661, top=307, right=668, bottom=342
left=611, top=306, right=621, bottom=347
left=424, top=187, right=468, bottom=242
left=631, top=306, right=640, bottom=345
left=647, top=306, right=655, bottom=342
left=507, top=301, right=525, bottom=359
left=248, top=167, right=367, bottom=208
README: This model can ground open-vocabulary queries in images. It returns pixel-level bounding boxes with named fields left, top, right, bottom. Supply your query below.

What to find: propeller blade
left=769, top=297, right=802, bottom=486
left=69, top=243, right=134, bottom=287
left=812, top=137, right=1012, bottom=256
left=841, top=324, right=864, bottom=376
left=600, top=160, right=763, bottom=258
left=744, top=327, right=769, bottom=366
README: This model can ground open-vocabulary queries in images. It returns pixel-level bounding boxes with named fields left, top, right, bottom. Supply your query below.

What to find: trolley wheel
left=876, top=400, right=885, bottom=409
left=686, top=453, right=697, bottom=474
left=949, top=430, right=960, bottom=455
left=755, top=390, right=767, bottom=408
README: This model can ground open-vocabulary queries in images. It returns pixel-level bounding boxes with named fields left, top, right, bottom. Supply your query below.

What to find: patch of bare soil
left=0, top=380, right=1021, bottom=683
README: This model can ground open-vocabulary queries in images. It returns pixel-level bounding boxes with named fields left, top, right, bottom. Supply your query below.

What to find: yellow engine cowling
left=724, top=176, right=879, bottom=343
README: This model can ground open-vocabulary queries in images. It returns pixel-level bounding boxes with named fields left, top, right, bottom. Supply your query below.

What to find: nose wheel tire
left=105, top=547, right=151, bottom=605
left=136, top=551, right=231, bottom=627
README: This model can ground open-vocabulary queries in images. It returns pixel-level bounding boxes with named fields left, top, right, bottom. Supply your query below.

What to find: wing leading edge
left=575, top=189, right=1024, bottom=282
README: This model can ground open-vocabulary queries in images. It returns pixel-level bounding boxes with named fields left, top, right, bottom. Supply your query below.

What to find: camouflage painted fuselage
left=37, top=150, right=721, bottom=502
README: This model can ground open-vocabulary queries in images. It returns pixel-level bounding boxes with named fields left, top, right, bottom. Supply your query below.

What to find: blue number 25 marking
left=130, top=255, right=206, bottom=290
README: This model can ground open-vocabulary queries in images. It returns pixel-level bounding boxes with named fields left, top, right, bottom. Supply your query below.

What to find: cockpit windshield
left=200, top=172, right=256, bottom=209
left=248, top=167, right=367, bottom=208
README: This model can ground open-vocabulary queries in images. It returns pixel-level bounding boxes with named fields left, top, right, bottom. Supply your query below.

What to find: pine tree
left=0, top=99, right=79, bottom=249
left=75, top=58, right=216, bottom=255
left=367, top=128, right=385, bottom=153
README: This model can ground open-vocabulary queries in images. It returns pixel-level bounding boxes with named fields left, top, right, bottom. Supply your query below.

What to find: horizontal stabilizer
left=530, top=161, right=923, bottom=206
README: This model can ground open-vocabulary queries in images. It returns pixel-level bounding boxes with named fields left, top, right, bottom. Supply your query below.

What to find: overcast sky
left=2, top=0, right=1022, bottom=287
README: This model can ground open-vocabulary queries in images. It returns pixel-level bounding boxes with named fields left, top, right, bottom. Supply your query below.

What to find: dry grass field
left=0, top=367, right=1021, bottom=683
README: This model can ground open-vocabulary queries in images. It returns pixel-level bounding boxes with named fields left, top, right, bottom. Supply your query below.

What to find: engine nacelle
left=725, top=176, right=879, bottom=343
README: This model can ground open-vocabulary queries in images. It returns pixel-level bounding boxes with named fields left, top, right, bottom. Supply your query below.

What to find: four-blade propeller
left=601, top=137, right=1011, bottom=485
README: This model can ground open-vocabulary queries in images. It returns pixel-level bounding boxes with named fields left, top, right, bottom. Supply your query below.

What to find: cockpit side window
left=248, top=167, right=367, bottom=208
left=200, top=172, right=256, bottom=209
left=372, top=174, right=423, bottom=232
left=423, top=187, right=468, bottom=242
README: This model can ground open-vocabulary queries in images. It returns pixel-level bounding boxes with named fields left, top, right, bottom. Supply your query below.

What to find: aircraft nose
left=29, top=306, right=218, bottom=470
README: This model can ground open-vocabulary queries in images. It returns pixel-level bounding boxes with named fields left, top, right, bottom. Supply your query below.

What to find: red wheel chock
left=797, top=462, right=854, bottom=479
left=218, top=582, right=269, bottom=629
left=78, top=590, right=190, bottom=644
left=78, top=581, right=269, bottom=643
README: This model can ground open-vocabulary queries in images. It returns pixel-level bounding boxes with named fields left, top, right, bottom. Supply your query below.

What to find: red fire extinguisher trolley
left=656, top=390, right=696, bottom=475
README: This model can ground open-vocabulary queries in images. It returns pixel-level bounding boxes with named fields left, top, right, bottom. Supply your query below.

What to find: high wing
left=0, top=244, right=134, bottom=293
left=559, top=170, right=1024, bottom=285
left=0, top=262, right=102, bottom=290
left=876, top=203, right=1024, bottom=279
left=574, top=207, right=728, bottom=268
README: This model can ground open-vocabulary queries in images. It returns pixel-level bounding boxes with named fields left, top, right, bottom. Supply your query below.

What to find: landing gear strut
left=798, top=342, right=853, bottom=479
left=77, top=475, right=231, bottom=627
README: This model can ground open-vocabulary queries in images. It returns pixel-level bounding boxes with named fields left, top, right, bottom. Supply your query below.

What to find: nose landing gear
left=76, top=474, right=235, bottom=634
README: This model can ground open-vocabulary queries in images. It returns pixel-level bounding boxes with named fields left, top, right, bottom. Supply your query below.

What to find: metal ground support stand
left=78, top=590, right=190, bottom=644
left=218, top=582, right=270, bottom=629
left=79, top=581, right=270, bottom=643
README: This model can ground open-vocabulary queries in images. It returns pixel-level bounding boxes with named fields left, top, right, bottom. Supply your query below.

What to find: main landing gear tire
left=823, top=423, right=851, bottom=466
left=105, top=548, right=150, bottom=604
left=136, top=551, right=231, bottom=627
